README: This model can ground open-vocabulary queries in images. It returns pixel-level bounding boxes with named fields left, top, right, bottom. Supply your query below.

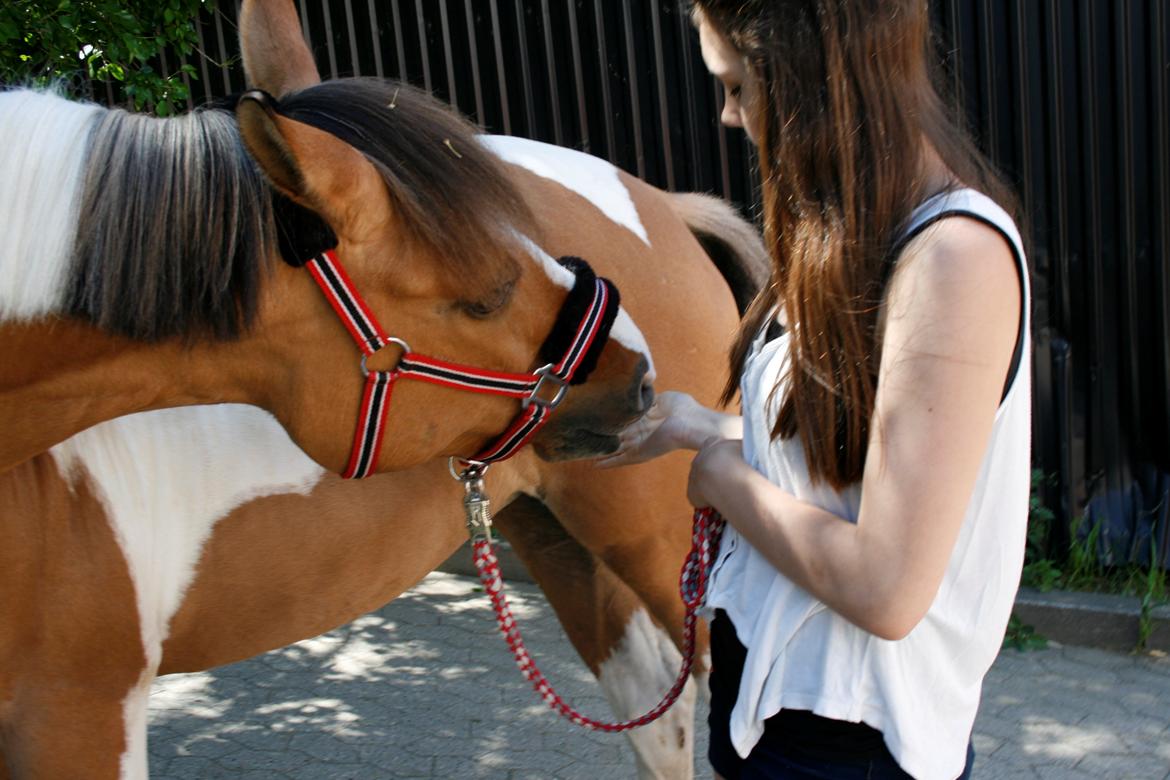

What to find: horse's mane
left=66, top=78, right=535, bottom=342
left=68, top=102, right=275, bottom=341
left=276, top=79, right=535, bottom=290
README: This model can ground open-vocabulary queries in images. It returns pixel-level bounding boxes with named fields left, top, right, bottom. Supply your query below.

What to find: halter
left=303, top=249, right=620, bottom=479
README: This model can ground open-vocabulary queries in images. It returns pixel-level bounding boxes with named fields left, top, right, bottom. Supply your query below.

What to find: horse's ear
left=240, top=0, right=321, bottom=96
left=238, top=91, right=387, bottom=237
left=237, top=91, right=304, bottom=195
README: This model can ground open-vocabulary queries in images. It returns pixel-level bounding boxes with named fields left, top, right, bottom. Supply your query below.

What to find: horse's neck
left=0, top=92, right=307, bottom=473
left=0, top=319, right=258, bottom=475
left=0, top=252, right=364, bottom=477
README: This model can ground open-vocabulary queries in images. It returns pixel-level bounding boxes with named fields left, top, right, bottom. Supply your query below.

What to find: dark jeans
left=707, top=610, right=975, bottom=780
left=711, top=736, right=976, bottom=780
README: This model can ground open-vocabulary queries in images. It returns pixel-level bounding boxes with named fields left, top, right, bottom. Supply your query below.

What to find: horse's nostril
left=639, top=376, right=655, bottom=413
left=627, top=355, right=654, bottom=413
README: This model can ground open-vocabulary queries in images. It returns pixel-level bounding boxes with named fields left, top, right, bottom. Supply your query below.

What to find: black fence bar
left=488, top=0, right=511, bottom=135
left=389, top=1, right=405, bottom=78
left=512, top=0, right=536, bottom=138
left=539, top=0, right=564, bottom=147
left=366, top=0, right=383, bottom=77
left=438, top=2, right=457, bottom=105
left=102, top=0, right=1168, bottom=568
left=318, top=0, right=338, bottom=77
left=342, top=0, right=360, bottom=75
left=566, top=0, right=589, bottom=152
left=1157, top=2, right=1170, bottom=470
left=649, top=1, right=674, bottom=191
left=620, top=0, right=645, bottom=179
left=592, top=0, right=616, bottom=163
left=211, top=7, right=231, bottom=93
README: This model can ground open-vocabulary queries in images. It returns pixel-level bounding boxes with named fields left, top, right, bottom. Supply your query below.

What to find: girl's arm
left=689, top=217, right=1022, bottom=640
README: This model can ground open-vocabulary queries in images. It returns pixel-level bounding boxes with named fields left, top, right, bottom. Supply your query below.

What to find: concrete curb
left=438, top=548, right=1170, bottom=654
left=1014, top=586, right=1170, bottom=653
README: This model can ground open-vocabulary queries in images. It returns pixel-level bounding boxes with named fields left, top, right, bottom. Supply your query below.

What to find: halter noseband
left=304, top=249, right=620, bottom=479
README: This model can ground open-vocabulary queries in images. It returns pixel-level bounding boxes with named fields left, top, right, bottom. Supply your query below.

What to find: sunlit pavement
left=149, top=572, right=1170, bottom=779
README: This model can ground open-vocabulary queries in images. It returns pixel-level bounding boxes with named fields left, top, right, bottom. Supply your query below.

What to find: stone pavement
left=149, top=573, right=1170, bottom=779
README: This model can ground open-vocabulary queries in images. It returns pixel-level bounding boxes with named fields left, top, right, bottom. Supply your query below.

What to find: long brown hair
left=694, top=0, right=1016, bottom=490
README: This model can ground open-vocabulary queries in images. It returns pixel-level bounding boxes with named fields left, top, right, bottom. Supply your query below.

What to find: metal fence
left=171, top=1, right=758, bottom=200
left=932, top=0, right=1170, bottom=569
left=166, top=0, right=1168, bottom=568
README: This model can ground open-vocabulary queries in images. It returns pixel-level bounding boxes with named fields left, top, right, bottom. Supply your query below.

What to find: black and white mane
left=0, top=80, right=532, bottom=341
left=68, top=103, right=274, bottom=340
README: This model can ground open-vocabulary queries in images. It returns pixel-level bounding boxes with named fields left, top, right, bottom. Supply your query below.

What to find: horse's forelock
left=276, top=79, right=536, bottom=299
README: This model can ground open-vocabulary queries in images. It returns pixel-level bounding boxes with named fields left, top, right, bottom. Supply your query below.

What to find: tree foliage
left=0, top=0, right=217, bottom=115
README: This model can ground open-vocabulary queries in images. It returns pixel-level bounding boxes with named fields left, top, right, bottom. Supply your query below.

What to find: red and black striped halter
left=304, top=249, right=619, bottom=479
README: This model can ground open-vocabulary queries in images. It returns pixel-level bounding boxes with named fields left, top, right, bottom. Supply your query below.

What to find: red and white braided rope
left=472, top=507, right=726, bottom=732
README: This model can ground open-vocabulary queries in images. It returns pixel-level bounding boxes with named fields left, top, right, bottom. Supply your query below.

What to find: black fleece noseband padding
left=537, top=257, right=622, bottom=385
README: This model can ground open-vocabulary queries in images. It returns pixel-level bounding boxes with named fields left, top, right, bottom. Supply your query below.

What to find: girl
left=600, top=2, right=1029, bottom=778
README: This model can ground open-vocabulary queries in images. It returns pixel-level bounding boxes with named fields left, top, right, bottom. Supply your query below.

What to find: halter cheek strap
left=304, top=249, right=619, bottom=479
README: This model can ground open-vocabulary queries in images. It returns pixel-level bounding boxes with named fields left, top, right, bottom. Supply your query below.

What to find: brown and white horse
left=0, top=3, right=768, bottom=777
left=0, top=0, right=651, bottom=476
left=0, top=171, right=763, bottom=780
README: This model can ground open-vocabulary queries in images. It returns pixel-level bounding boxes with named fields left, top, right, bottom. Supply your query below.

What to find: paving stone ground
left=148, top=572, right=1170, bottom=779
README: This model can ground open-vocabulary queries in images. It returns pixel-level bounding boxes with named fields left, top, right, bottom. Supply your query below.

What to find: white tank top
left=702, top=189, right=1031, bottom=780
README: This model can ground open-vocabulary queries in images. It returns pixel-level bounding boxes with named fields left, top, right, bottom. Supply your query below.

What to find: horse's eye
left=459, top=279, right=515, bottom=319
left=460, top=299, right=500, bottom=319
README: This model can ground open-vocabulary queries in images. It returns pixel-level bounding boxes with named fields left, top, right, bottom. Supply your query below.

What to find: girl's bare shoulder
left=885, top=215, right=1021, bottom=330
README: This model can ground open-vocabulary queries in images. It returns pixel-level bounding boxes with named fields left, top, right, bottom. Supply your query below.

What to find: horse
left=0, top=0, right=653, bottom=478
left=0, top=3, right=769, bottom=777
left=0, top=167, right=763, bottom=780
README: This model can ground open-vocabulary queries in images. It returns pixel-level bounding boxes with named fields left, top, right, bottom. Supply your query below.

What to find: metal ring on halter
left=448, top=456, right=490, bottom=482
left=360, top=337, right=412, bottom=377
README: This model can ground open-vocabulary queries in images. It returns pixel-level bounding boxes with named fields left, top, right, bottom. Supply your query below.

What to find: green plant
left=1137, top=536, right=1168, bottom=651
left=0, top=1, right=217, bottom=115
left=1002, top=612, right=1047, bottom=652
left=1021, top=557, right=1062, bottom=592
left=1020, top=473, right=1169, bottom=652
left=1021, top=471, right=1117, bottom=593
left=1064, top=513, right=1106, bottom=590
left=1021, top=470, right=1062, bottom=591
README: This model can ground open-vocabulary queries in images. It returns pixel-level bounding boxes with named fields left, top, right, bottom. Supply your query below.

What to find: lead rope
left=465, top=481, right=726, bottom=732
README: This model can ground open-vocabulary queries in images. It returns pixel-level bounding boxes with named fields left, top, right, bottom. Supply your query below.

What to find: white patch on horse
left=597, top=608, right=696, bottom=780
left=118, top=668, right=154, bottom=780
left=481, top=135, right=651, bottom=246
left=0, top=90, right=98, bottom=321
left=50, top=405, right=324, bottom=773
left=515, top=235, right=656, bottom=382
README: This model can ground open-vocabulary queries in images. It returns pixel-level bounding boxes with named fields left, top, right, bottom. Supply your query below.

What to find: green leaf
left=1002, top=613, right=1047, bottom=652
left=4, top=0, right=212, bottom=115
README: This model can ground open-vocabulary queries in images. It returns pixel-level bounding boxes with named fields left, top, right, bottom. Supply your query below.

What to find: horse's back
left=488, top=135, right=742, bottom=390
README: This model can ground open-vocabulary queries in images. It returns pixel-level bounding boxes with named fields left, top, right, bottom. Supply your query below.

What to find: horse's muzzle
left=532, top=356, right=654, bottom=462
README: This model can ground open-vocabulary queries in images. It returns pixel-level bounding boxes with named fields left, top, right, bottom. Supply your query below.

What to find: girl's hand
left=595, top=391, right=706, bottom=468
left=687, top=437, right=745, bottom=508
